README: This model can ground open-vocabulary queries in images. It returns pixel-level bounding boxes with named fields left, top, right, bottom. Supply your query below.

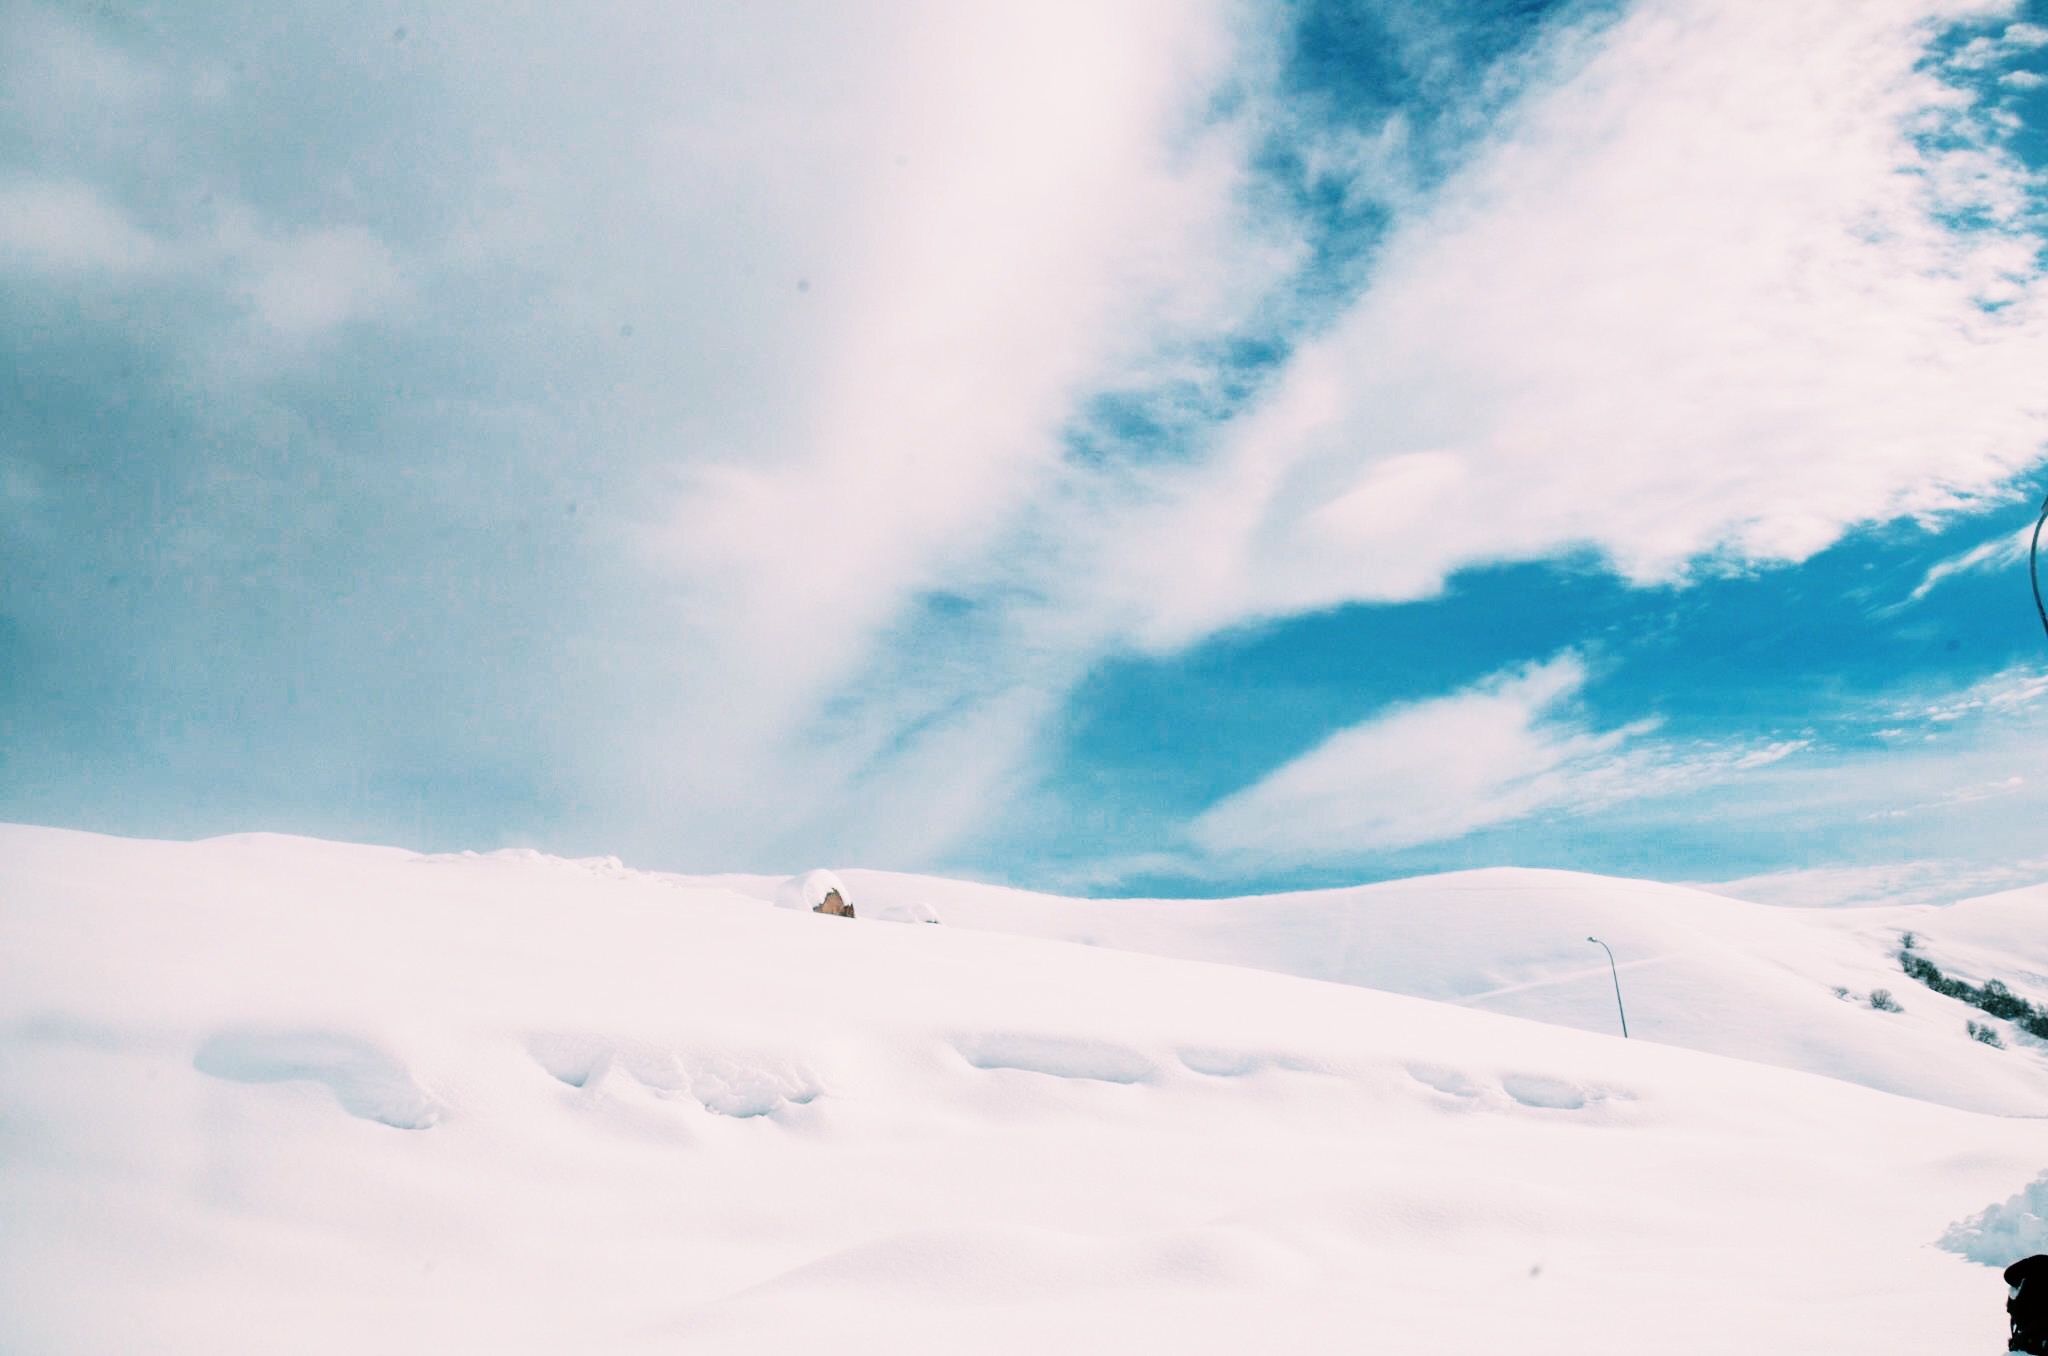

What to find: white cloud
left=1949, top=20, right=2048, bottom=69
left=1635, top=663, right=2048, bottom=888
left=1891, top=523, right=2035, bottom=608
left=1862, top=775, right=2026, bottom=821
left=0, top=11, right=408, bottom=338
left=0, top=7, right=163, bottom=136
left=1185, top=650, right=1815, bottom=867
left=1187, top=654, right=1589, bottom=858
left=597, top=0, right=1297, bottom=860
left=652, top=0, right=2048, bottom=871
left=0, top=2, right=1282, bottom=868
left=16, top=0, right=2042, bottom=882
left=0, top=178, right=162, bottom=275
left=1106, top=0, right=2048, bottom=649
left=1896, top=663, right=2048, bottom=723
left=1179, top=647, right=2048, bottom=880
left=238, top=224, right=407, bottom=338
left=1188, top=654, right=1614, bottom=861
left=0, top=163, right=405, bottom=343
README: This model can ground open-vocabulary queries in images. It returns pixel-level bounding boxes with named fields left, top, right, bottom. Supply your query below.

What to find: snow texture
left=1942, top=1172, right=2048, bottom=1266
left=2, top=823, right=2044, bottom=1355
left=193, top=1028, right=442, bottom=1129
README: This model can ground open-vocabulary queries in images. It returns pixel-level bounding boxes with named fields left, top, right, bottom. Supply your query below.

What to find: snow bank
left=830, top=865, right=2048, bottom=1115
left=2, top=824, right=2041, bottom=1355
left=1943, top=1172, right=2048, bottom=1266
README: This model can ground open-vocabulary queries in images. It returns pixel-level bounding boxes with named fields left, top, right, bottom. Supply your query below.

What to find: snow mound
left=832, top=865, right=2048, bottom=1115
left=1941, top=1172, right=2048, bottom=1266
left=527, top=1033, right=825, bottom=1119
left=193, top=1028, right=442, bottom=1129
left=870, top=898, right=942, bottom=925
left=4, top=823, right=2044, bottom=1353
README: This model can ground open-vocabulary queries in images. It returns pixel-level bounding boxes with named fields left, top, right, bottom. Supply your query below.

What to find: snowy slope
left=3, top=824, right=2044, bottom=1355
left=803, top=866, right=2048, bottom=1116
left=1922, top=882, right=2048, bottom=989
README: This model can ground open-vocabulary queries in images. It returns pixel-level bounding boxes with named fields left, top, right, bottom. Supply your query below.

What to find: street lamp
left=1587, top=936, right=1628, bottom=1038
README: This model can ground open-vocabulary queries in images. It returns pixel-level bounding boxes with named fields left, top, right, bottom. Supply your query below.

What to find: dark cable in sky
left=2034, top=490, right=2048, bottom=644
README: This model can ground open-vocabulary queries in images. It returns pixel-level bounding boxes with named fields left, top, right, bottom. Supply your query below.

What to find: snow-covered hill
left=3, top=824, right=2044, bottom=1354
left=769, top=866, right=2048, bottom=1117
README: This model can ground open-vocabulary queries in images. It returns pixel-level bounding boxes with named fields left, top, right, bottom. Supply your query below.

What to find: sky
left=3, top=0, right=2047, bottom=903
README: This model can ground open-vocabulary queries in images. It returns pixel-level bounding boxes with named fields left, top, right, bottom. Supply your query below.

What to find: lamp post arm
left=1588, top=936, right=1629, bottom=1039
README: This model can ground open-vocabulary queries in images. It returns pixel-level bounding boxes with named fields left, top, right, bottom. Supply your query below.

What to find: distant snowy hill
left=762, top=866, right=2048, bottom=1117
left=3, top=824, right=2044, bottom=1355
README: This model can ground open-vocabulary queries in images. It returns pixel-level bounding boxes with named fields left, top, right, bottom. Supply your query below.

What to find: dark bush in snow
left=1978, top=980, right=2029, bottom=1021
left=1869, top=988, right=1901, bottom=1012
left=1900, top=952, right=2048, bottom=1037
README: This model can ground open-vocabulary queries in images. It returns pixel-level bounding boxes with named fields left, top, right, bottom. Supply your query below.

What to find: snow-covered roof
left=773, top=867, right=850, bottom=912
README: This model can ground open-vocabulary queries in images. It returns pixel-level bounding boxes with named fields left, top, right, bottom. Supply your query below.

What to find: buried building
left=770, top=870, right=942, bottom=923
left=775, top=868, right=855, bottom=918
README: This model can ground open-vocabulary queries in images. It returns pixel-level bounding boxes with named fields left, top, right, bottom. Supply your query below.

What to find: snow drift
left=1, top=824, right=2042, bottom=1355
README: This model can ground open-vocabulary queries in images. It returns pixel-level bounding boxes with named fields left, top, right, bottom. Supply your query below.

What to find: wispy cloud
left=0, top=178, right=163, bottom=275
left=234, top=223, right=407, bottom=340
left=789, top=0, right=2048, bottom=874
left=1183, top=651, right=1806, bottom=870
left=1103, top=0, right=2048, bottom=650
left=1631, top=661, right=2048, bottom=895
left=1177, top=653, right=2048, bottom=881
left=560, top=0, right=1298, bottom=860
left=7, top=0, right=2046, bottom=892
left=0, top=166, right=409, bottom=348
left=1189, top=653, right=1623, bottom=860
left=1948, top=20, right=2048, bottom=71
left=1887, top=524, right=2036, bottom=610
left=1889, top=663, right=2048, bottom=724
left=0, top=1, right=1303, bottom=867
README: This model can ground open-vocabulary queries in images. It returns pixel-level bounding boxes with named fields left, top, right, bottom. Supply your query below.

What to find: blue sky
left=4, top=0, right=2047, bottom=904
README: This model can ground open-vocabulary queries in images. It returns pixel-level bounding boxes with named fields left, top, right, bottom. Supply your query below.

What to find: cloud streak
left=1106, top=0, right=2048, bottom=649
left=1183, top=649, right=1815, bottom=872
left=1179, top=650, right=2048, bottom=885
left=585, top=0, right=1296, bottom=863
left=6, top=0, right=2046, bottom=894
left=1888, top=523, right=2036, bottom=610
left=0, top=178, right=163, bottom=275
left=1189, top=653, right=1625, bottom=861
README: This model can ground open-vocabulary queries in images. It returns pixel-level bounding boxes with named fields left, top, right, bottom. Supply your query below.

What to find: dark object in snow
left=1901, top=952, right=2048, bottom=1039
left=2012, top=1255, right=2048, bottom=1354
left=774, top=869, right=857, bottom=918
